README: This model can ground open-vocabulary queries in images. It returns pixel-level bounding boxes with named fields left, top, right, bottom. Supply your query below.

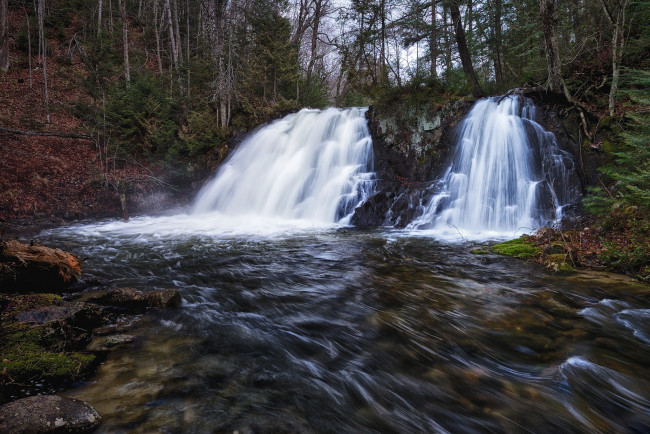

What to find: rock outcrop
left=352, top=98, right=474, bottom=227
left=86, top=287, right=181, bottom=312
left=352, top=88, right=592, bottom=228
left=0, top=395, right=101, bottom=433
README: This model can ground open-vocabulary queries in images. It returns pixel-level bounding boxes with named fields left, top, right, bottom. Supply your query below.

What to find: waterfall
left=409, top=95, right=579, bottom=237
left=192, top=107, right=375, bottom=225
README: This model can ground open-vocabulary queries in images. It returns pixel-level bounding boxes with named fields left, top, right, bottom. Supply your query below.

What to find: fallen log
left=0, top=240, right=82, bottom=292
left=0, top=126, right=91, bottom=140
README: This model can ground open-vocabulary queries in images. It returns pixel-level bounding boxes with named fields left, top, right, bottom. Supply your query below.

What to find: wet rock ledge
left=0, top=239, right=181, bottom=432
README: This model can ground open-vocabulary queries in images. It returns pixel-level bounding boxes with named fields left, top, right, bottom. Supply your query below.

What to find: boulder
left=104, top=334, right=135, bottom=347
left=87, top=287, right=181, bottom=312
left=14, top=302, right=106, bottom=330
left=0, top=395, right=101, bottom=433
left=0, top=240, right=82, bottom=293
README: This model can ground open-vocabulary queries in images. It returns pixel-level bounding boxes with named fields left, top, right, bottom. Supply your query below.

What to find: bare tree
left=97, top=0, right=103, bottom=36
left=37, top=0, right=50, bottom=123
left=448, top=0, right=484, bottom=97
left=430, top=0, right=437, bottom=78
left=599, top=0, right=630, bottom=116
left=0, top=0, right=9, bottom=72
left=119, top=0, right=130, bottom=83
left=25, top=10, right=32, bottom=88
left=539, top=0, right=563, bottom=94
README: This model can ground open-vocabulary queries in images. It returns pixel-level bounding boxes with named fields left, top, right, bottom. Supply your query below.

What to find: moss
left=490, top=238, right=540, bottom=259
left=470, top=248, right=490, bottom=255
left=1, top=294, right=62, bottom=318
left=545, top=254, right=575, bottom=272
left=0, top=294, right=97, bottom=388
left=1, top=341, right=95, bottom=379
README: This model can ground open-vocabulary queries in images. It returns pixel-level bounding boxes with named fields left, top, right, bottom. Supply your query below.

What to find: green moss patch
left=545, top=254, right=575, bottom=272
left=490, top=238, right=540, bottom=259
left=0, top=294, right=99, bottom=394
left=1, top=342, right=95, bottom=380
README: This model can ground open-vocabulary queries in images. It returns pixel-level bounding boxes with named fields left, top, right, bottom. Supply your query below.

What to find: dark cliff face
left=352, top=89, right=594, bottom=229
left=352, top=98, right=474, bottom=228
left=367, top=99, right=474, bottom=183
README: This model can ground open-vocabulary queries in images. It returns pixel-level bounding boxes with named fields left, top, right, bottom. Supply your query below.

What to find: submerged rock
left=104, top=334, right=135, bottom=347
left=0, top=395, right=101, bottom=433
left=87, top=287, right=181, bottom=312
left=0, top=240, right=82, bottom=293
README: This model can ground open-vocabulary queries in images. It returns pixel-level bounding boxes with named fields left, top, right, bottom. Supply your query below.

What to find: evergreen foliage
left=585, top=69, right=650, bottom=214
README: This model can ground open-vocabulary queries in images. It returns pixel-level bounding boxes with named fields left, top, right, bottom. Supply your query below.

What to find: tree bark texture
left=448, top=0, right=484, bottom=97
left=539, top=0, right=563, bottom=94
left=600, top=0, right=629, bottom=116
left=120, top=0, right=130, bottom=83
left=38, top=0, right=50, bottom=123
left=0, top=0, right=9, bottom=72
left=430, top=0, right=437, bottom=78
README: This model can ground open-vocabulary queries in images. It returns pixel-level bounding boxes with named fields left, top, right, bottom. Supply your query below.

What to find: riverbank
left=482, top=208, right=650, bottom=283
left=0, top=239, right=182, bottom=431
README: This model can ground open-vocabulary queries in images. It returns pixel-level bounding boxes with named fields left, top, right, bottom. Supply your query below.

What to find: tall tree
left=430, top=0, right=437, bottom=78
left=0, top=0, right=8, bottom=72
left=493, top=0, right=504, bottom=85
left=448, top=0, right=484, bottom=97
left=539, top=0, right=563, bottom=94
left=600, top=0, right=630, bottom=116
left=37, top=0, right=50, bottom=123
left=119, top=0, right=130, bottom=84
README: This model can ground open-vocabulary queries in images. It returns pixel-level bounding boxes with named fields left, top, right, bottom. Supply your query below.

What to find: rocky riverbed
left=0, top=239, right=181, bottom=432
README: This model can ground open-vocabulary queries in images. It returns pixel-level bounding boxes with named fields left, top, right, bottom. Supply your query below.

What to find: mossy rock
left=1, top=295, right=106, bottom=399
left=490, top=238, right=540, bottom=259
left=1, top=342, right=95, bottom=380
left=1, top=294, right=63, bottom=318
left=545, top=254, right=575, bottom=272
left=470, top=248, right=490, bottom=255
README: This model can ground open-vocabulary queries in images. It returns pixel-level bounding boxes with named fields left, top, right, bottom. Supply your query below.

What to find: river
left=39, top=220, right=650, bottom=433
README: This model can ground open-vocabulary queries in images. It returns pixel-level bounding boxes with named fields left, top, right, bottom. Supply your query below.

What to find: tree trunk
left=493, top=0, right=504, bottom=84
left=38, top=0, right=50, bottom=123
left=539, top=0, right=563, bottom=94
left=443, top=5, right=451, bottom=86
left=430, top=0, right=437, bottom=78
left=448, top=0, right=484, bottom=97
left=600, top=0, right=629, bottom=116
left=307, top=0, right=324, bottom=85
left=97, top=0, right=103, bottom=36
left=25, top=11, right=33, bottom=88
left=0, top=0, right=9, bottom=72
left=119, top=0, right=130, bottom=84
left=154, top=0, right=164, bottom=75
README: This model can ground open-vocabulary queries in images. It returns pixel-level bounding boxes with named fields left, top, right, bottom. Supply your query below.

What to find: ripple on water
left=37, top=223, right=650, bottom=433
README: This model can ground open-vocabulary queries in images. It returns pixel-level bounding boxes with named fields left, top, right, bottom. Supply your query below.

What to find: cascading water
left=192, top=107, right=375, bottom=225
left=409, top=95, right=580, bottom=237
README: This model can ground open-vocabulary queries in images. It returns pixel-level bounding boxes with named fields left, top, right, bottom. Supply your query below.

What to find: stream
left=39, top=221, right=650, bottom=433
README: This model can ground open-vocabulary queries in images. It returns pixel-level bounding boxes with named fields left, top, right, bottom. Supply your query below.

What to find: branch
left=0, top=127, right=92, bottom=140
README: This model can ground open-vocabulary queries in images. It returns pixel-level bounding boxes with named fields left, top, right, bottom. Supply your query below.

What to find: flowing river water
left=35, top=104, right=650, bottom=432
left=39, top=222, right=650, bottom=433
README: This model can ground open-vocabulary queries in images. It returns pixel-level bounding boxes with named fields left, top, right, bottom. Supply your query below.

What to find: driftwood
left=0, top=240, right=82, bottom=292
left=0, top=126, right=91, bottom=140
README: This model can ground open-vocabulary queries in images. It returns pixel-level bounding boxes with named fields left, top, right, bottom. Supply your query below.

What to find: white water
left=409, top=95, right=578, bottom=239
left=192, top=107, right=375, bottom=227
